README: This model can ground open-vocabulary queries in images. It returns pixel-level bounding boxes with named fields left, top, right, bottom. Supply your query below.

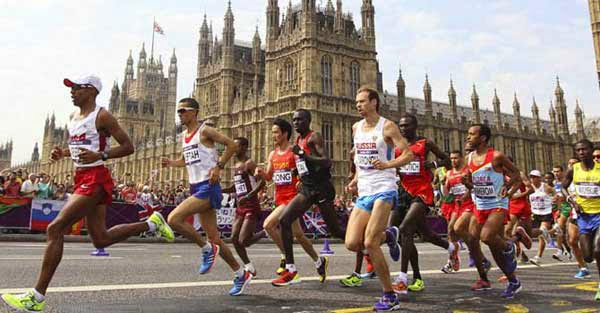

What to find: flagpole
left=151, top=16, right=155, bottom=63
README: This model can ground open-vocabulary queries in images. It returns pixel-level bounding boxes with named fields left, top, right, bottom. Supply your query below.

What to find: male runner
left=552, top=165, right=573, bottom=261
left=255, top=118, right=325, bottom=285
left=505, top=157, right=534, bottom=264
left=528, top=170, right=557, bottom=266
left=444, top=149, right=494, bottom=290
left=563, top=139, right=600, bottom=300
left=162, top=98, right=252, bottom=296
left=464, top=123, right=531, bottom=299
left=345, top=87, right=413, bottom=311
left=273, top=109, right=347, bottom=286
left=1, top=75, right=174, bottom=312
left=392, top=114, right=456, bottom=294
left=221, top=137, right=266, bottom=277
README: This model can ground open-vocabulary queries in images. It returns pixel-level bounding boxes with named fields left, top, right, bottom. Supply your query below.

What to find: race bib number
left=575, top=182, right=600, bottom=198
left=473, top=184, right=496, bottom=198
left=450, top=184, right=467, bottom=196
left=273, top=170, right=293, bottom=185
left=183, top=144, right=202, bottom=165
left=69, top=146, right=81, bottom=161
left=530, top=196, right=546, bottom=210
left=296, top=158, right=309, bottom=176
left=399, top=161, right=420, bottom=175
left=235, top=183, right=248, bottom=196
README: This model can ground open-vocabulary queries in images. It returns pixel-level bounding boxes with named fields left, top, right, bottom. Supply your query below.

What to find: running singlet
left=509, top=182, right=530, bottom=212
left=182, top=125, right=219, bottom=184
left=468, top=148, right=508, bottom=210
left=233, top=167, right=258, bottom=199
left=573, top=162, right=600, bottom=214
left=439, top=167, right=454, bottom=203
left=68, top=106, right=110, bottom=168
left=397, top=139, right=433, bottom=199
left=529, top=183, right=553, bottom=215
left=295, top=131, right=331, bottom=185
left=353, top=117, right=397, bottom=196
left=270, top=147, right=299, bottom=205
left=446, top=167, right=474, bottom=207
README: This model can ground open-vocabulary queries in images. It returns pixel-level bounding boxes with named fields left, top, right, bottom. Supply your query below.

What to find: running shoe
left=501, top=279, right=522, bottom=299
left=1, top=291, right=45, bottom=312
left=359, top=271, right=377, bottom=279
left=339, top=273, right=363, bottom=287
left=564, top=250, right=573, bottom=261
left=391, top=276, right=408, bottom=295
left=471, top=279, right=492, bottom=291
left=408, top=279, right=425, bottom=292
left=574, top=268, right=591, bottom=279
left=552, top=251, right=563, bottom=262
left=385, top=226, right=401, bottom=262
left=595, top=284, right=600, bottom=301
left=503, top=243, right=518, bottom=274
left=245, top=265, right=257, bottom=277
left=276, top=257, right=286, bottom=274
left=148, top=211, right=175, bottom=242
left=515, top=226, right=532, bottom=249
left=540, top=227, right=551, bottom=245
left=548, top=239, right=557, bottom=249
left=450, top=249, right=460, bottom=272
left=441, top=262, right=453, bottom=274
left=271, top=270, right=300, bottom=286
left=316, top=256, right=329, bottom=283
left=483, top=258, right=492, bottom=273
left=229, top=270, right=252, bottom=296
left=529, top=255, right=542, bottom=267
left=373, top=293, right=401, bottom=312
left=520, top=252, right=530, bottom=264
left=198, top=242, right=220, bottom=274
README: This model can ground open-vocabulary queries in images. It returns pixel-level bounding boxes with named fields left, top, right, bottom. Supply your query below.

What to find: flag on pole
left=153, top=21, right=165, bottom=35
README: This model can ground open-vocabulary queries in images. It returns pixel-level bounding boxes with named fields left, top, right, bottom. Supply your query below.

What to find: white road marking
left=0, top=256, right=122, bottom=261
left=0, top=261, right=578, bottom=294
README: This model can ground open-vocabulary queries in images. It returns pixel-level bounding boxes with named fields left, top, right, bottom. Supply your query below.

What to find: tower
left=31, top=142, right=39, bottom=162
left=266, top=0, right=280, bottom=48
left=554, top=76, right=569, bottom=137
left=361, top=0, right=375, bottom=47
left=589, top=0, right=600, bottom=89
left=198, top=14, right=210, bottom=73
left=575, top=99, right=586, bottom=139
left=471, top=84, right=480, bottom=124
left=448, top=79, right=457, bottom=122
left=396, top=66, right=406, bottom=115
left=423, top=74, right=432, bottom=120
left=532, top=97, right=541, bottom=134
left=512, top=92, right=522, bottom=131
left=493, top=89, right=502, bottom=130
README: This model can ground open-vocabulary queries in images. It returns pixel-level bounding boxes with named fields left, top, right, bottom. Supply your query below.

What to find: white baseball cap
left=529, top=170, right=542, bottom=177
left=63, top=75, right=102, bottom=93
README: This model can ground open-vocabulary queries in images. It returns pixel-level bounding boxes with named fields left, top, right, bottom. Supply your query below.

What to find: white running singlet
left=529, top=182, right=553, bottom=215
left=353, top=117, right=398, bottom=196
left=67, top=106, right=109, bottom=168
left=182, top=125, right=219, bottom=184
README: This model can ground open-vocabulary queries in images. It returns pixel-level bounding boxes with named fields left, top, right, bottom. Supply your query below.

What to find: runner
left=464, top=123, right=532, bottom=299
left=221, top=137, right=266, bottom=277
left=273, top=109, right=347, bottom=286
left=444, top=148, right=494, bottom=291
left=563, top=139, right=600, bottom=300
left=505, top=156, right=534, bottom=264
left=527, top=170, right=557, bottom=266
left=161, top=97, right=252, bottom=296
left=344, top=87, right=413, bottom=311
left=562, top=159, right=592, bottom=279
left=1, top=75, right=175, bottom=312
left=551, top=166, right=572, bottom=261
left=392, top=113, right=456, bottom=295
left=255, top=118, right=325, bottom=284
left=435, top=162, right=460, bottom=274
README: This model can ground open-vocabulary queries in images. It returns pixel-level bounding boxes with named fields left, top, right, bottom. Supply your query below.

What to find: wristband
left=216, top=161, right=225, bottom=169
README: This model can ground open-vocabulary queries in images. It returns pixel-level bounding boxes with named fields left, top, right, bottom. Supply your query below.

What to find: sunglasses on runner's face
left=71, top=84, right=94, bottom=91
left=594, top=154, right=600, bottom=159
left=177, top=108, right=196, bottom=114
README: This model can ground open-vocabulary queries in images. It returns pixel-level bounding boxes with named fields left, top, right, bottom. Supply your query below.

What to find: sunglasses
left=594, top=155, right=600, bottom=159
left=71, top=84, right=94, bottom=91
left=177, top=107, right=197, bottom=114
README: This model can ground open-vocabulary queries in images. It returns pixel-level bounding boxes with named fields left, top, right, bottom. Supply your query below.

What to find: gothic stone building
left=14, top=0, right=585, bottom=195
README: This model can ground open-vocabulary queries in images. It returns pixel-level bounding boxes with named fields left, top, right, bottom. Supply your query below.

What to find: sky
left=1, top=0, right=598, bottom=165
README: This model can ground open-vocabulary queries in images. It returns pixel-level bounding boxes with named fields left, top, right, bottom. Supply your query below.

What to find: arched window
left=321, top=55, right=333, bottom=95
left=283, top=58, right=296, bottom=89
left=350, top=61, right=360, bottom=96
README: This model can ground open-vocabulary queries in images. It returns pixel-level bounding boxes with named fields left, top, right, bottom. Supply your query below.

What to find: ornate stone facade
left=0, top=141, right=13, bottom=171
left=11, top=0, right=586, bottom=194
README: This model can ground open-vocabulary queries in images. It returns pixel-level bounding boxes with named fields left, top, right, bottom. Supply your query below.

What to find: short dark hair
left=553, top=165, right=564, bottom=171
left=471, top=123, right=491, bottom=143
left=401, top=113, right=418, bottom=127
left=545, top=172, right=555, bottom=179
left=273, top=118, right=292, bottom=140
left=450, top=150, right=462, bottom=156
left=179, top=97, right=200, bottom=109
left=574, top=139, right=594, bottom=151
left=507, top=155, right=514, bottom=162
left=294, top=108, right=312, bottom=123
left=357, top=86, right=381, bottom=112
left=234, top=137, right=249, bottom=147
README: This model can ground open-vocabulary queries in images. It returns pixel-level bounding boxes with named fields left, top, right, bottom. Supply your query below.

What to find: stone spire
left=222, top=1, right=235, bottom=68
left=125, top=50, right=134, bottom=80
left=423, top=74, right=432, bottom=119
left=532, top=96, right=541, bottom=134
left=396, top=66, right=405, bottom=114
left=266, top=0, right=280, bottom=47
left=549, top=100, right=558, bottom=137
left=575, top=99, right=585, bottom=139
left=512, top=92, right=522, bottom=131
left=361, top=0, right=375, bottom=45
left=448, top=79, right=457, bottom=122
left=493, top=89, right=502, bottom=129
left=471, top=84, right=480, bottom=123
left=334, top=0, right=344, bottom=34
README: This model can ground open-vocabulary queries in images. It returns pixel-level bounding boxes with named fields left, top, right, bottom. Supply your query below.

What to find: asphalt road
left=0, top=241, right=598, bottom=313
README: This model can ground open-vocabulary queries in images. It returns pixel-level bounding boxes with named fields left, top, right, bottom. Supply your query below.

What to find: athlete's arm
left=494, top=151, right=521, bottom=198
left=255, top=151, right=274, bottom=181
left=562, top=168, right=582, bottom=212
left=162, top=156, right=186, bottom=168
left=375, top=120, right=413, bottom=169
left=243, top=159, right=266, bottom=200
left=202, top=126, right=239, bottom=166
left=299, top=132, right=331, bottom=168
left=441, top=172, right=450, bottom=196
left=346, top=125, right=358, bottom=193
left=511, top=172, right=532, bottom=199
left=425, top=140, right=450, bottom=169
